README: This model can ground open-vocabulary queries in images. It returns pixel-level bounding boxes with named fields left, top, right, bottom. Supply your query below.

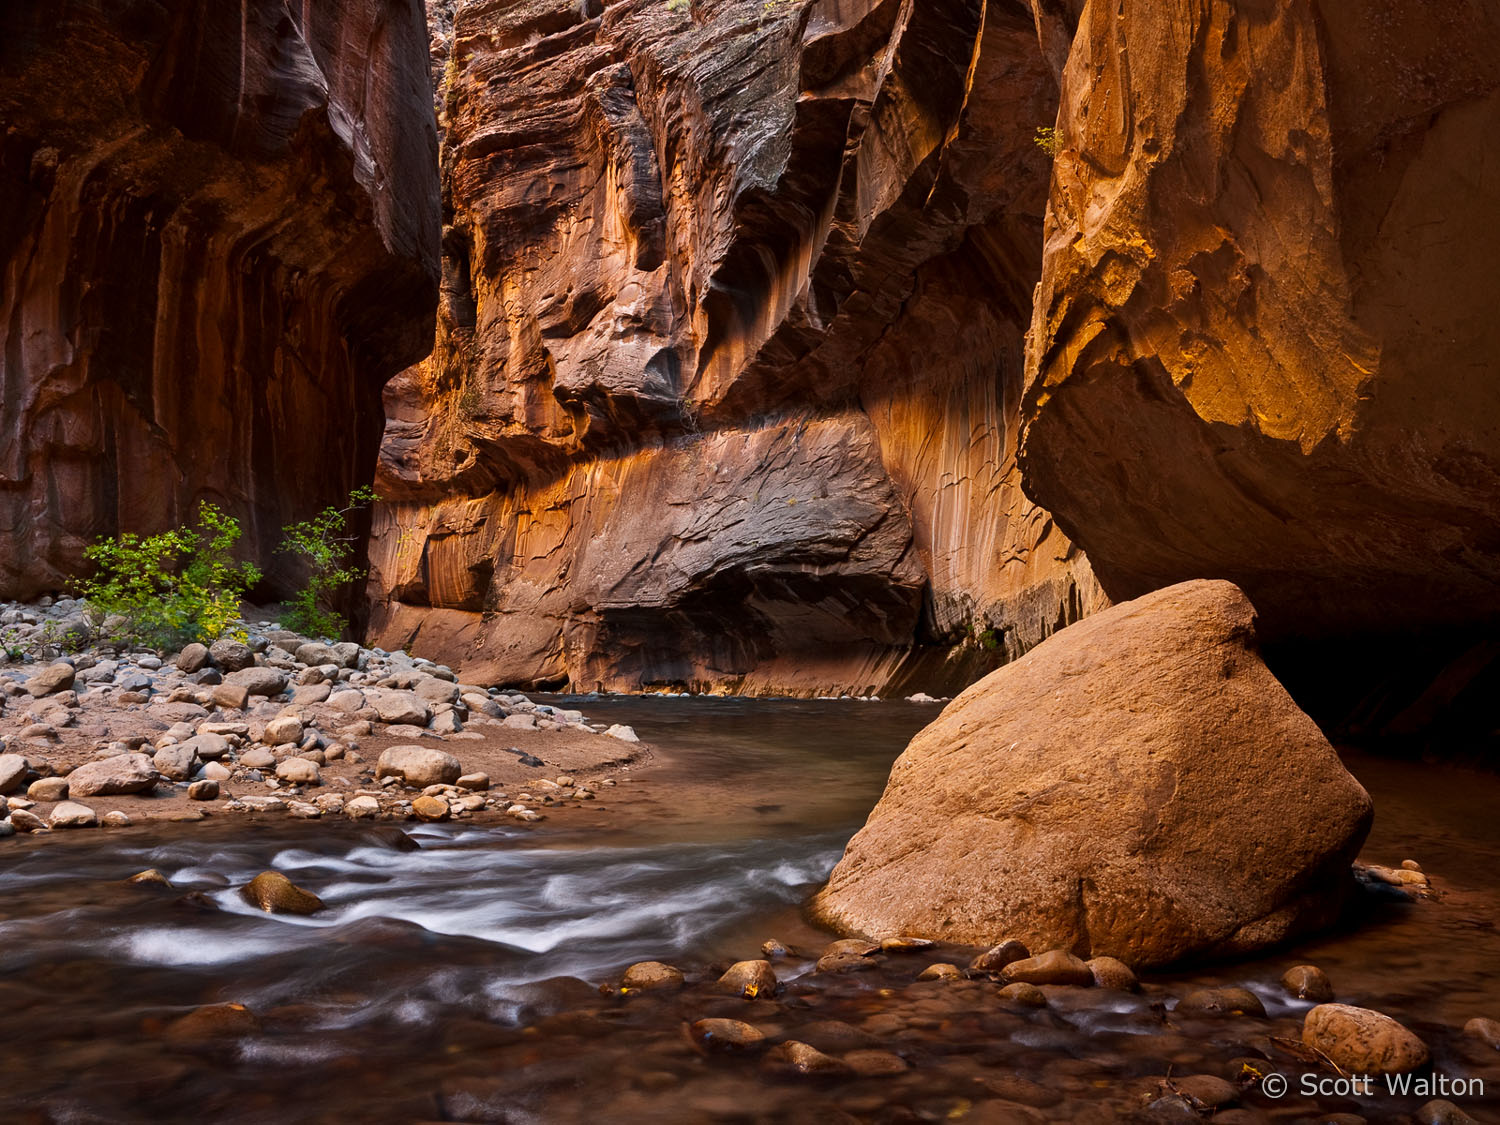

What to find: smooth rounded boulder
left=1303, top=1004, right=1430, bottom=1074
left=376, top=745, right=461, bottom=788
left=65, top=753, right=159, bottom=798
left=810, top=580, right=1373, bottom=968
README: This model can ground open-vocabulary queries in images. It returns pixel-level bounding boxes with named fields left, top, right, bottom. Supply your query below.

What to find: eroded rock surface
left=811, top=580, right=1373, bottom=967
left=0, top=0, right=440, bottom=598
left=1021, top=0, right=1500, bottom=638
left=368, top=0, right=1104, bottom=693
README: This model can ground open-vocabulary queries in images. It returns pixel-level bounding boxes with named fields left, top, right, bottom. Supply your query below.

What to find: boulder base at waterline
left=810, top=580, right=1373, bottom=968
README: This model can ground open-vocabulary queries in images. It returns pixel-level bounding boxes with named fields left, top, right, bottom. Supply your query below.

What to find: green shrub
left=1034, top=125, right=1059, bottom=158
left=80, top=502, right=261, bottom=649
left=278, top=486, right=379, bottom=640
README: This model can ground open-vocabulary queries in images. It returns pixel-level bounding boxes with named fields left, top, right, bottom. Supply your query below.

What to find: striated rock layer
left=1022, top=0, right=1500, bottom=639
left=812, top=581, right=1375, bottom=967
left=369, top=0, right=1103, bottom=693
left=0, top=0, right=441, bottom=599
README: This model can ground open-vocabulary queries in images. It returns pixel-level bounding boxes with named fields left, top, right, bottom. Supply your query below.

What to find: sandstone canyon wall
left=0, top=0, right=441, bottom=600
left=369, top=0, right=1104, bottom=693
left=1022, top=0, right=1500, bottom=642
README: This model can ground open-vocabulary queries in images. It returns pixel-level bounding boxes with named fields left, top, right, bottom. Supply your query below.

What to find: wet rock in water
left=1282, top=964, right=1335, bottom=1002
left=411, top=795, right=449, bottom=822
left=188, top=779, right=219, bottom=801
left=27, top=776, right=68, bottom=802
left=67, top=753, right=158, bottom=797
left=376, top=745, right=461, bottom=788
left=620, top=962, right=685, bottom=992
left=0, top=753, right=30, bottom=794
left=240, top=871, right=325, bottom=915
left=1169, top=1075, right=1238, bottom=1109
left=1002, top=950, right=1093, bottom=987
left=980, top=1075, right=1063, bottom=1109
left=718, top=960, right=778, bottom=999
left=998, top=982, right=1047, bottom=1007
left=1463, top=1016, right=1500, bottom=1049
left=1303, top=1003, right=1430, bottom=1074
left=49, top=800, right=97, bottom=828
left=25, top=662, right=76, bottom=697
left=917, top=963, right=962, bottom=981
left=177, top=643, right=211, bottom=673
left=224, top=667, right=287, bottom=698
left=0, top=819, right=13, bottom=838
left=128, top=869, right=173, bottom=887
left=763, top=1040, right=853, bottom=1078
left=208, top=639, right=256, bottom=672
left=687, top=1018, right=767, bottom=1055
left=1177, top=987, right=1266, bottom=1018
left=163, top=1002, right=260, bottom=1042
left=1363, top=863, right=1429, bottom=887
left=457, top=772, right=489, bottom=791
left=812, top=582, right=1373, bottom=967
left=1417, top=1099, right=1480, bottom=1125
left=969, top=939, right=1030, bottom=974
left=880, top=936, right=934, bottom=953
left=1143, top=1095, right=1201, bottom=1123
left=843, top=1050, right=909, bottom=1077
left=816, top=952, right=880, bottom=974
left=823, top=938, right=879, bottom=958
left=103, top=810, right=132, bottom=828
left=1088, top=956, right=1138, bottom=991
left=152, top=743, right=198, bottom=782
left=760, top=939, right=791, bottom=959
left=9, top=808, right=46, bottom=832
left=274, top=758, right=321, bottom=786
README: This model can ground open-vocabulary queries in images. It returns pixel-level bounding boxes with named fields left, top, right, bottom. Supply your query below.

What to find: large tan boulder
left=811, top=580, right=1372, bottom=968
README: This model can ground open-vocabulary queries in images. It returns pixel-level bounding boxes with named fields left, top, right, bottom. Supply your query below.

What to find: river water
left=2, top=697, right=1498, bottom=1123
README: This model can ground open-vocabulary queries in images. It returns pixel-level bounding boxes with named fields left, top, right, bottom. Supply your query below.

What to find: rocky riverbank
left=0, top=599, right=651, bottom=840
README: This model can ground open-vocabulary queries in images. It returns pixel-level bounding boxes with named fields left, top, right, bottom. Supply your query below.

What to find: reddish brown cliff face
left=370, top=0, right=1103, bottom=693
left=1022, top=0, right=1500, bottom=639
left=0, top=0, right=440, bottom=599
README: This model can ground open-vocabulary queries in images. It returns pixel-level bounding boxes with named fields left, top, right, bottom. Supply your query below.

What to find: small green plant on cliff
left=665, top=0, right=690, bottom=13
left=80, top=502, right=261, bottom=649
left=277, top=486, right=379, bottom=640
left=1033, top=125, right=1060, bottom=159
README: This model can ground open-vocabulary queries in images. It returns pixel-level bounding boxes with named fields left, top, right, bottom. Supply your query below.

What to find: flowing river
left=2, top=697, right=1498, bottom=1123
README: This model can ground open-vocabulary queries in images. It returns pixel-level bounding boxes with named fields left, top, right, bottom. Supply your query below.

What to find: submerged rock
left=812, top=581, right=1373, bottom=967
left=687, top=1018, right=766, bottom=1056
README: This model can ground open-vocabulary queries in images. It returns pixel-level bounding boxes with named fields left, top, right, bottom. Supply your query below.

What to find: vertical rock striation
left=1022, top=0, right=1500, bottom=639
left=371, top=0, right=1103, bottom=693
left=0, top=0, right=441, bottom=599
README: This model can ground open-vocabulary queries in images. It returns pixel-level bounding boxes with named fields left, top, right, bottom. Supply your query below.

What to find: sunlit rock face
left=371, top=0, right=1103, bottom=693
left=1022, top=0, right=1500, bottom=639
left=0, top=0, right=440, bottom=599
